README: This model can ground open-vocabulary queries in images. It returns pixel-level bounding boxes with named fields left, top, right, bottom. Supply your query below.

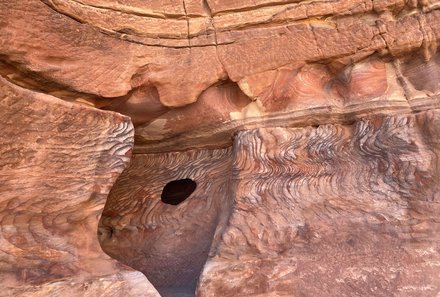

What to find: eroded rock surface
left=0, top=76, right=158, bottom=296
left=198, top=110, right=440, bottom=296
left=1, top=0, right=440, bottom=296
left=99, top=148, right=233, bottom=296
left=101, top=109, right=440, bottom=296
left=1, top=0, right=440, bottom=150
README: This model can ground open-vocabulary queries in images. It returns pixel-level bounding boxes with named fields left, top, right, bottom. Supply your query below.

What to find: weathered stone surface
left=99, top=148, right=233, bottom=296
left=1, top=0, right=440, bottom=296
left=0, top=76, right=158, bottom=296
left=133, top=55, right=440, bottom=153
left=101, top=109, right=440, bottom=296
left=1, top=0, right=440, bottom=149
left=198, top=110, right=440, bottom=296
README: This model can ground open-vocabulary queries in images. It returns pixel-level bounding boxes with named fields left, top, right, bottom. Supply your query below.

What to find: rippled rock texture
left=99, top=148, right=233, bottom=296
left=102, top=109, right=440, bottom=296
left=1, top=0, right=440, bottom=296
left=0, top=77, right=158, bottom=296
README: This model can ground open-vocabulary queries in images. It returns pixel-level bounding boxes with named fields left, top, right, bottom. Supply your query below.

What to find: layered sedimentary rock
left=0, top=76, right=159, bottom=296
left=1, top=0, right=440, bottom=296
left=199, top=110, right=440, bottom=296
left=1, top=0, right=440, bottom=136
left=102, top=110, right=440, bottom=296
left=133, top=55, right=440, bottom=153
left=99, top=148, right=233, bottom=296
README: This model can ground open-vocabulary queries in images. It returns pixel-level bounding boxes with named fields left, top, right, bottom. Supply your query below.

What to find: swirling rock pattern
left=198, top=109, right=440, bottom=296
left=99, top=148, right=233, bottom=296
left=102, top=109, right=440, bottom=296
left=1, top=0, right=440, bottom=296
left=0, top=76, right=158, bottom=296
left=133, top=54, right=440, bottom=153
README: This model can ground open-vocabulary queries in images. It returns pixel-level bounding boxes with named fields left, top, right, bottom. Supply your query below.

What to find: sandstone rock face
left=102, top=110, right=440, bottom=296
left=99, top=148, right=233, bottom=296
left=1, top=0, right=440, bottom=296
left=0, top=77, right=159, bottom=296
left=198, top=111, right=440, bottom=297
left=1, top=0, right=440, bottom=144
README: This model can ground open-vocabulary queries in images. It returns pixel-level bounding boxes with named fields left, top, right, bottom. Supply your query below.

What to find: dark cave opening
left=161, top=178, right=197, bottom=205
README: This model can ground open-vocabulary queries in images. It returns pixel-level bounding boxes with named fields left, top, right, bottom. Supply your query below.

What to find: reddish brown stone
left=0, top=77, right=159, bottom=296
left=1, top=0, right=440, bottom=296
left=101, top=110, right=440, bottom=297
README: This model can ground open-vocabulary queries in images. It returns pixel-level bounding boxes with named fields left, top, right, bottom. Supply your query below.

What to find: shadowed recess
left=98, top=148, right=233, bottom=296
left=161, top=179, right=197, bottom=205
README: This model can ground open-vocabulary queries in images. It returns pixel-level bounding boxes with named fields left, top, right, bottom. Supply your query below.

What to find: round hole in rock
left=161, top=178, right=197, bottom=205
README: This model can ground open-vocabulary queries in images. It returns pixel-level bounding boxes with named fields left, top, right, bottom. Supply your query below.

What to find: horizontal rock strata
left=1, top=1, right=440, bottom=149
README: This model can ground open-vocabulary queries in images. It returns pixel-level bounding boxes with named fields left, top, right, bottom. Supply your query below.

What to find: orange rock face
left=102, top=110, right=440, bottom=297
left=1, top=0, right=440, bottom=296
left=0, top=77, right=159, bottom=296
